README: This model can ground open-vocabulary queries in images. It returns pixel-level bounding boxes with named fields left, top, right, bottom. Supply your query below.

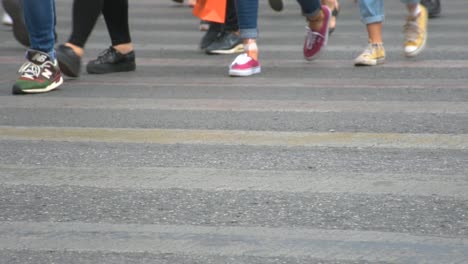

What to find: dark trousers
left=68, top=0, right=131, bottom=48
left=208, top=0, right=238, bottom=32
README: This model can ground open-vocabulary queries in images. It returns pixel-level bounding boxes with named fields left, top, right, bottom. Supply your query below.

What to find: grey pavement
left=0, top=0, right=467, bottom=263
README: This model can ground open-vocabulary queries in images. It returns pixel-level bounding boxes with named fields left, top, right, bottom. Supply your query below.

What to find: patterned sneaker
left=228, top=53, right=261, bottom=77
left=304, top=5, right=331, bottom=61
left=403, top=4, right=428, bottom=57
left=12, top=50, right=63, bottom=95
left=354, top=43, right=386, bottom=66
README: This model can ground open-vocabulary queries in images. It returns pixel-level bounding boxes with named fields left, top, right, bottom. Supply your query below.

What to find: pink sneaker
left=229, top=53, right=261, bottom=77
left=304, top=5, right=331, bottom=61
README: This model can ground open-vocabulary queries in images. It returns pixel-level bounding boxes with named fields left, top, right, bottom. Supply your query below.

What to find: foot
left=205, top=31, right=243, bottom=55
left=56, top=44, right=82, bottom=77
left=86, top=46, right=136, bottom=74
left=354, top=43, right=386, bottom=66
left=229, top=53, right=261, bottom=77
left=12, top=50, right=63, bottom=95
left=403, top=4, right=428, bottom=57
left=304, top=5, right=331, bottom=61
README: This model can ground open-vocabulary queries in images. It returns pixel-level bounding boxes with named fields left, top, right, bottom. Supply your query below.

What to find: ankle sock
left=244, top=42, right=258, bottom=61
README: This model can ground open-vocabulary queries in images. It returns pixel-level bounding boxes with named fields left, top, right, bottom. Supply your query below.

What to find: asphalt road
left=0, top=0, right=467, bottom=263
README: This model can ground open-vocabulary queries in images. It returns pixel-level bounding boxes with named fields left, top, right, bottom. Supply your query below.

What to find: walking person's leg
left=204, top=0, right=242, bottom=55
left=56, top=0, right=104, bottom=77
left=297, top=0, right=331, bottom=60
left=228, top=0, right=260, bottom=76
left=12, top=0, right=62, bottom=94
left=86, top=0, right=136, bottom=74
left=354, top=0, right=386, bottom=66
left=401, top=0, right=428, bottom=57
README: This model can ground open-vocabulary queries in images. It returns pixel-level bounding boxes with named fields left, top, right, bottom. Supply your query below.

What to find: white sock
left=244, top=42, right=258, bottom=53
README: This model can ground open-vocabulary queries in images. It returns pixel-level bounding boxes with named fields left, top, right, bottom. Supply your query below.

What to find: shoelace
left=305, top=28, right=322, bottom=49
left=18, top=62, right=41, bottom=79
left=95, top=48, right=113, bottom=62
left=404, top=20, right=421, bottom=42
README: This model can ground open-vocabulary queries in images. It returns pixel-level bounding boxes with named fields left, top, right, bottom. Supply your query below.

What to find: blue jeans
left=235, top=0, right=322, bottom=39
left=359, top=0, right=421, bottom=24
left=23, top=0, right=56, bottom=59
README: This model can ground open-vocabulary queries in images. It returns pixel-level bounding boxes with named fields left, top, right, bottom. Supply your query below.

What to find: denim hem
left=240, top=28, right=258, bottom=39
left=362, top=15, right=385, bottom=25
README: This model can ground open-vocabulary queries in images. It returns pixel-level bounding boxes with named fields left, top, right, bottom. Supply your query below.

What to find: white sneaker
left=2, top=13, right=12, bottom=26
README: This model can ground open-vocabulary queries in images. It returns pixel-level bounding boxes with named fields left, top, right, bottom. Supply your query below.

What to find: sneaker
left=56, top=44, right=82, bottom=77
left=2, top=0, right=29, bottom=47
left=205, top=31, right=243, bottom=55
left=304, top=5, right=331, bottom=61
left=403, top=4, right=428, bottom=57
left=268, top=0, right=284, bottom=12
left=228, top=53, right=261, bottom=77
left=2, top=12, right=12, bottom=26
left=12, top=50, right=63, bottom=95
left=421, top=0, right=440, bottom=18
left=200, top=28, right=221, bottom=50
left=354, top=43, right=386, bottom=66
left=86, top=46, right=136, bottom=74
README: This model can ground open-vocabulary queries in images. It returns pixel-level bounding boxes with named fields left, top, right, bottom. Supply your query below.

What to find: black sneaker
left=13, top=50, right=63, bottom=95
left=86, top=47, right=136, bottom=74
left=421, top=0, right=441, bottom=18
left=56, top=44, right=82, bottom=77
left=205, top=31, right=243, bottom=55
left=2, top=0, right=29, bottom=47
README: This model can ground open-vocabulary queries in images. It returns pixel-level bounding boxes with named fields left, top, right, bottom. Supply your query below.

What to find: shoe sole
left=57, top=51, right=81, bottom=77
left=2, top=0, right=29, bottom=47
left=87, top=62, right=136, bottom=74
left=12, top=76, right=63, bottom=95
left=206, top=44, right=244, bottom=55
left=268, top=0, right=283, bottom=12
left=354, top=57, right=385, bottom=66
left=404, top=33, right=427, bottom=58
left=229, top=66, right=261, bottom=77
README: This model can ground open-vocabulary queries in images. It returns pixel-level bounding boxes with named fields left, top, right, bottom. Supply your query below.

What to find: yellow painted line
left=1, top=97, right=467, bottom=114
left=0, top=126, right=467, bottom=149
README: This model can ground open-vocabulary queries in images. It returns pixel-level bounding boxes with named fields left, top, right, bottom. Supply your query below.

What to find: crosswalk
left=0, top=0, right=467, bottom=263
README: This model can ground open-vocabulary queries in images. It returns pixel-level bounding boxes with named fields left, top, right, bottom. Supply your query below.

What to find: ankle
left=65, top=43, right=84, bottom=57
left=308, top=11, right=324, bottom=32
left=244, top=40, right=258, bottom=61
left=113, top=43, right=134, bottom=55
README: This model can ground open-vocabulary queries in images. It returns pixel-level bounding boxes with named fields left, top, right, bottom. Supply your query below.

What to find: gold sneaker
left=403, top=4, right=428, bottom=57
left=354, top=43, right=386, bottom=66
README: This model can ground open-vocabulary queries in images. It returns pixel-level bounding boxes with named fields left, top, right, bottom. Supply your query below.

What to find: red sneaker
left=304, top=5, right=331, bottom=61
left=229, top=53, right=261, bottom=77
